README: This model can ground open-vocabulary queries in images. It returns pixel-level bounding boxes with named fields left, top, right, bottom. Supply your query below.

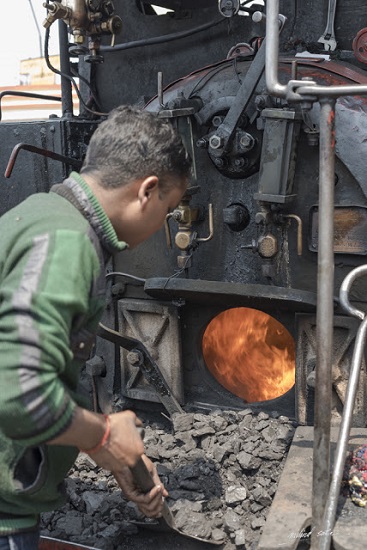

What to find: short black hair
left=81, top=105, right=192, bottom=194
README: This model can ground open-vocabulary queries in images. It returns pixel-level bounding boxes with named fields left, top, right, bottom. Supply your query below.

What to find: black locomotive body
left=2, top=0, right=367, bottom=425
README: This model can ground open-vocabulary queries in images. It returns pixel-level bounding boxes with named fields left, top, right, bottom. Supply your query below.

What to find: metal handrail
left=266, top=0, right=367, bottom=100
left=264, top=2, right=367, bottom=548
left=320, top=266, right=367, bottom=550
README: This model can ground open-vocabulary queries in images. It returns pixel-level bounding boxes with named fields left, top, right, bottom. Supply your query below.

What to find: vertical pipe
left=311, top=97, right=336, bottom=548
left=265, top=0, right=287, bottom=97
left=58, top=20, right=74, bottom=118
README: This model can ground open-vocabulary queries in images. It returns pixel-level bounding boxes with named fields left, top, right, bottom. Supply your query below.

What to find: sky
left=0, top=0, right=59, bottom=87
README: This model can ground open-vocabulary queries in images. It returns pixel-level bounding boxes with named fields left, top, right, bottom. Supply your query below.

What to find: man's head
left=81, top=104, right=191, bottom=196
left=81, top=105, right=192, bottom=248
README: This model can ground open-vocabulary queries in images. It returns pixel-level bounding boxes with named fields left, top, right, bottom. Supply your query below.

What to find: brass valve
left=43, top=0, right=122, bottom=53
left=165, top=204, right=198, bottom=249
left=165, top=203, right=214, bottom=269
left=165, top=204, right=214, bottom=251
left=172, top=204, right=196, bottom=227
left=43, top=1, right=72, bottom=29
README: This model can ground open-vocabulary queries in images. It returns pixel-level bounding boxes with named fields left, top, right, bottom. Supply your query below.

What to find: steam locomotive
left=2, top=0, right=367, bottom=428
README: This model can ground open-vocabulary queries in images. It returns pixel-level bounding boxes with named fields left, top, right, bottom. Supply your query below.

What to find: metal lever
left=4, top=143, right=82, bottom=178
left=208, top=12, right=286, bottom=157
left=284, top=214, right=303, bottom=256
left=97, top=323, right=183, bottom=417
left=339, top=264, right=367, bottom=320
left=196, top=204, right=214, bottom=243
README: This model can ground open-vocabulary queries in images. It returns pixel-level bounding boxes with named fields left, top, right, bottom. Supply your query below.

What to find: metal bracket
left=97, top=323, right=184, bottom=416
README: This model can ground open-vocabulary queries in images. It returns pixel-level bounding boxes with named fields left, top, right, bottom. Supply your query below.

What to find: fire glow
left=202, top=307, right=295, bottom=402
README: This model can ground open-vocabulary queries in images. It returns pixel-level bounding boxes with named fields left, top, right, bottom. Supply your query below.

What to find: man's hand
left=85, top=411, right=168, bottom=517
left=88, top=410, right=145, bottom=470
left=48, top=407, right=168, bottom=517
left=111, top=454, right=168, bottom=517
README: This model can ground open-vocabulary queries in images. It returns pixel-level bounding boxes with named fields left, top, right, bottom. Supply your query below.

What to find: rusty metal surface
left=280, top=58, right=367, bottom=84
left=39, top=536, right=100, bottom=550
left=257, top=426, right=367, bottom=550
left=352, top=27, right=367, bottom=64
left=309, top=205, right=367, bottom=255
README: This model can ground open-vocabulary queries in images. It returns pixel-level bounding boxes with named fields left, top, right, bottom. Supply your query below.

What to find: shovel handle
left=130, top=457, right=175, bottom=526
left=130, top=429, right=155, bottom=492
left=130, top=457, right=156, bottom=492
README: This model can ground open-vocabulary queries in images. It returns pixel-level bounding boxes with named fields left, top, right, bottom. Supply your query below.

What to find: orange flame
left=202, top=307, right=295, bottom=402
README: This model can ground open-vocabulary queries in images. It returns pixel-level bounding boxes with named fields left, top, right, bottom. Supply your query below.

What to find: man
left=0, top=105, right=191, bottom=549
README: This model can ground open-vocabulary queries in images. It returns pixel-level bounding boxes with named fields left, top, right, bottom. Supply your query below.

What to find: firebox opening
left=202, top=307, right=296, bottom=403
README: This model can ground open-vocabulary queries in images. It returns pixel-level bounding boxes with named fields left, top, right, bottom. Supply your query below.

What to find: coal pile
left=40, top=408, right=296, bottom=549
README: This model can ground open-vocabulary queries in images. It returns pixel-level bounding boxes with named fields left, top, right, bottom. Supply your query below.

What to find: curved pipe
left=284, top=214, right=303, bottom=256
left=318, top=265, right=367, bottom=550
left=196, top=203, right=214, bottom=242
left=339, top=264, right=367, bottom=321
left=265, top=0, right=289, bottom=97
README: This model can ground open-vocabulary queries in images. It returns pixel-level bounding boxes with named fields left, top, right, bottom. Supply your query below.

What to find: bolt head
left=209, top=135, right=223, bottom=150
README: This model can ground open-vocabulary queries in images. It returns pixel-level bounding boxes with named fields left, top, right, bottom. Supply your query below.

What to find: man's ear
left=138, top=176, right=159, bottom=208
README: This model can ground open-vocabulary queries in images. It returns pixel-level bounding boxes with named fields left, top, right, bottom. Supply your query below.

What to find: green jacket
left=0, top=172, right=127, bottom=534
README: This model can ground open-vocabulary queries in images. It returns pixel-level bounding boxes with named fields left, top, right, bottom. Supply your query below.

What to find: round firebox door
left=202, top=307, right=295, bottom=403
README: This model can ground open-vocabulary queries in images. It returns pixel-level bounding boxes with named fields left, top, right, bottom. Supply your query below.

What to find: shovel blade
left=133, top=518, right=224, bottom=546
left=130, top=459, right=223, bottom=546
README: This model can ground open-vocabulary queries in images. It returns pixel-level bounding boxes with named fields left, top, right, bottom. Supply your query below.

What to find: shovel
left=130, top=458, right=223, bottom=546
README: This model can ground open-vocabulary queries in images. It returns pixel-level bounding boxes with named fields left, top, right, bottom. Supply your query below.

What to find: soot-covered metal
left=4, top=2, right=367, bottom=547
left=2, top=0, right=367, bottom=427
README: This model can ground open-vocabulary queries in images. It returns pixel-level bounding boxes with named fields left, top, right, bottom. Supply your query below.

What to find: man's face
left=117, top=178, right=187, bottom=248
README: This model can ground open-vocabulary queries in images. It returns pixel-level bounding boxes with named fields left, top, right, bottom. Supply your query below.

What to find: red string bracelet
left=80, top=414, right=111, bottom=454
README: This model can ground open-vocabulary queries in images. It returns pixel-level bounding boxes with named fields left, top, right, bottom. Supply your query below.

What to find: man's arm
left=0, top=228, right=166, bottom=516
left=48, top=405, right=168, bottom=517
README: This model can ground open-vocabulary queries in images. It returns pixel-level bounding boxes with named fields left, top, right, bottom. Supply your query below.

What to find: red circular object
left=352, top=27, right=367, bottom=64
